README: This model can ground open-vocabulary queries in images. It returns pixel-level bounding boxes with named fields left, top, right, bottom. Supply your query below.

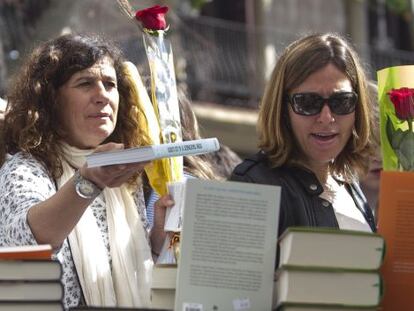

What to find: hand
left=151, top=194, right=175, bottom=256
left=153, top=194, right=175, bottom=230
left=80, top=142, right=149, bottom=189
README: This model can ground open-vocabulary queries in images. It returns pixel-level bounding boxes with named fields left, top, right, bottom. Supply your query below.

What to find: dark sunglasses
left=286, top=91, right=358, bottom=116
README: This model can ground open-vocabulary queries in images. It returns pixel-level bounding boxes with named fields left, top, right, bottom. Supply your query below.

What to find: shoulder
left=230, top=151, right=288, bottom=185
left=231, top=153, right=323, bottom=195
left=232, top=152, right=267, bottom=173
left=0, top=152, right=52, bottom=183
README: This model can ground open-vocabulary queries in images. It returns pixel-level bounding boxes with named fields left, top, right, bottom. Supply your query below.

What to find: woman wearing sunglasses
left=231, top=33, right=376, bottom=238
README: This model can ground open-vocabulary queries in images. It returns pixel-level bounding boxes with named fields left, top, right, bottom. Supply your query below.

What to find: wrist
left=73, top=170, right=103, bottom=200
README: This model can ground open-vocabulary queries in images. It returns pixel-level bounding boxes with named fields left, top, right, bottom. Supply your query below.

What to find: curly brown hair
left=1, top=33, right=151, bottom=180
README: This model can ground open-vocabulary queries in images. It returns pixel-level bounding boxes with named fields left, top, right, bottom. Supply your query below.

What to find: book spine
left=152, top=138, right=219, bottom=159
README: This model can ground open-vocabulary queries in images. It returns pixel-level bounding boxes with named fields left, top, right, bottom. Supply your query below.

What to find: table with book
left=151, top=227, right=385, bottom=311
left=2, top=173, right=414, bottom=311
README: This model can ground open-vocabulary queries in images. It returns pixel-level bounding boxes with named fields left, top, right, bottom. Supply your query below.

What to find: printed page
left=175, top=179, right=281, bottom=311
left=378, top=171, right=414, bottom=311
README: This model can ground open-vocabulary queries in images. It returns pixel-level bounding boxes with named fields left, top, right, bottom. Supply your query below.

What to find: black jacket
left=230, top=151, right=377, bottom=237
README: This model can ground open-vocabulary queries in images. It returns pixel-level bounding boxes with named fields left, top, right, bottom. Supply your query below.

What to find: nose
left=93, top=82, right=110, bottom=104
left=316, top=103, right=335, bottom=124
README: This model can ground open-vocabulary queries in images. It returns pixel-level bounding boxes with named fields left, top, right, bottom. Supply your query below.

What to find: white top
left=320, top=176, right=372, bottom=232
left=0, top=152, right=149, bottom=309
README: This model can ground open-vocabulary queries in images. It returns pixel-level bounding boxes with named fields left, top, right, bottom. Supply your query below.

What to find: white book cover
left=164, top=177, right=194, bottom=232
left=175, top=179, right=281, bottom=311
left=86, top=138, right=220, bottom=167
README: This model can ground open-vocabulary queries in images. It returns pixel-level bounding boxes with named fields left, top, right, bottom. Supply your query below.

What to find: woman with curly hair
left=0, top=33, right=162, bottom=309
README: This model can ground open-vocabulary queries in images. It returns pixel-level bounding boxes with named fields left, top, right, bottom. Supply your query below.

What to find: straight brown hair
left=258, top=33, right=373, bottom=181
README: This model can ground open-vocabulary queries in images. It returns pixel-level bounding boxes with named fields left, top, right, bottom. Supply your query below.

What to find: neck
left=303, top=161, right=330, bottom=185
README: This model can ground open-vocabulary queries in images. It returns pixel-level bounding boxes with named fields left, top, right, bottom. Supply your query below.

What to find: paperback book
left=0, top=244, right=52, bottom=260
left=175, top=179, right=281, bottom=311
left=0, top=301, right=64, bottom=311
left=0, top=260, right=62, bottom=281
left=278, top=227, right=385, bottom=270
left=275, top=266, right=382, bottom=308
left=86, top=138, right=220, bottom=167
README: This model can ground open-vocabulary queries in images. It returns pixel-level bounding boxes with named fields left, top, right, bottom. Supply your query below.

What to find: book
left=278, top=227, right=385, bottom=270
left=86, top=138, right=220, bottom=167
left=152, top=264, right=177, bottom=289
left=164, top=180, right=186, bottom=232
left=0, top=281, right=63, bottom=301
left=275, top=266, right=382, bottom=308
left=276, top=303, right=378, bottom=311
left=151, top=288, right=175, bottom=310
left=0, top=260, right=62, bottom=281
left=70, top=308, right=170, bottom=310
left=377, top=171, right=414, bottom=310
left=0, top=244, right=52, bottom=260
left=151, top=264, right=177, bottom=310
left=0, top=301, right=63, bottom=311
left=175, top=179, right=281, bottom=311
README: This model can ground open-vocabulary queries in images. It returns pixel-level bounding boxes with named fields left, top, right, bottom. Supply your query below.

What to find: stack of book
left=0, top=244, right=64, bottom=311
left=274, top=227, right=385, bottom=311
left=150, top=263, right=176, bottom=310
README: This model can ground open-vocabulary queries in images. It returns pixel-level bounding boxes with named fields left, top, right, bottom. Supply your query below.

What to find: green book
left=275, top=266, right=382, bottom=308
left=278, top=227, right=385, bottom=270
left=276, top=302, right=378, bottom=311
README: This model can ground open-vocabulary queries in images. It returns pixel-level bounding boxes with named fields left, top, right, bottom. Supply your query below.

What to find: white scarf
left=57, top=144, right=153, bottom=307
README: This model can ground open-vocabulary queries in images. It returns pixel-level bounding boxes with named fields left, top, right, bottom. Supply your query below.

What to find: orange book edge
left=0, top=244, right=52, bottom=260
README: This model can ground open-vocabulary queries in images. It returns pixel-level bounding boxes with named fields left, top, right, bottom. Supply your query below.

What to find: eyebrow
left=72, top=73, right=117, bottom=83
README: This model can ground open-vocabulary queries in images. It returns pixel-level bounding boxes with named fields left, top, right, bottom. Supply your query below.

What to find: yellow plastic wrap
left=123, top=61, right=181, bottom=195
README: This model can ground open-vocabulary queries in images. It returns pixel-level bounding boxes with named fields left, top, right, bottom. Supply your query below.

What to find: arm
left=7, top=143, right=147, bottom=249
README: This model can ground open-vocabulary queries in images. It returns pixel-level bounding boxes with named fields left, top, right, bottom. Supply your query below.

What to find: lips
left=311, top=133, right=338, bottom=141
left=369, top=168, right=382, bottom=176
left=89, top=112, right=111, bottom=119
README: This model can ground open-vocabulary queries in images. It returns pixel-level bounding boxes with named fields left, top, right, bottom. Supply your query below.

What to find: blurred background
left=1, top=0, right=414, bottom=156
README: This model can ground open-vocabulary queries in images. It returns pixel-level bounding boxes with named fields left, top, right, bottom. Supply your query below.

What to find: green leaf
left=397, top=131, right=414, bottom=170
left=386, top=115, right=406, bottom=148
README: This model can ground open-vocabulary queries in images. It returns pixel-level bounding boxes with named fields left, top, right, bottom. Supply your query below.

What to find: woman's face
left=288, top=63, right=355, bottom=170
left=362, top=144, right=382, bottom=191
left=57, top=57, right=119, bottom=149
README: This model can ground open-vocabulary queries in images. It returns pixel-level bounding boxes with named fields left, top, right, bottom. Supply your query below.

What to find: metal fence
left=118, top=14, right=414, bottom=109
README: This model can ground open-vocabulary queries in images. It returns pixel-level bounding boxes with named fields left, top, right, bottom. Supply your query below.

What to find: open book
left=86, top=138, right=220, bottom=167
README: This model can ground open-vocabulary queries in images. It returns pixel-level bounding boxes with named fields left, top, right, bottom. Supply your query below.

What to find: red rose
left=387, top=87, right=414, bottom=120
left=135, top=5, right=168, bottom=30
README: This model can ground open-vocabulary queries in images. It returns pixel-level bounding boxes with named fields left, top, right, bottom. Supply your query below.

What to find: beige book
left=152, top=263, right=177, bottom=289
left=151, top=288, right=175, bottom=310
left=175, top=179, right=281, bottom=311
